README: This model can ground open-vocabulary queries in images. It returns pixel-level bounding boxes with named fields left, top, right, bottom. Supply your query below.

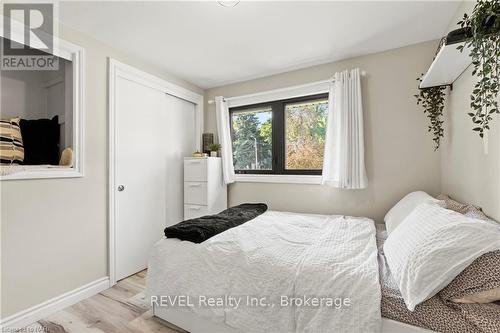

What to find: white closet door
left=115, top=77, right=196, bottom=281
left=164, top=93, right=196, bottom=227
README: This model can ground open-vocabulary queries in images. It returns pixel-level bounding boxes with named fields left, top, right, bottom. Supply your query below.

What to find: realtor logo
left=2, top=3, right=58, bottom=70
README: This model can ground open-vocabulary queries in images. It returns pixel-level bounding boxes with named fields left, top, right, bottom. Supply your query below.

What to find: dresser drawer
left=184, top=159, right=207, bottom=181
left=184, top=204, right=208, bottom=220
left=184, top=182, right=208, bottom=205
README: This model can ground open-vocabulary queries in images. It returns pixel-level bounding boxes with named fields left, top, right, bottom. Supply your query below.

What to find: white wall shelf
left=419, top=41, right=471, bottom=89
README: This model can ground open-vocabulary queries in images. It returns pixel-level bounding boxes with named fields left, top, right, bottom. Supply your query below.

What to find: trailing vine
left=457, top=0, right=500, bottom=138
left=415, top=75, right=447, bottom=150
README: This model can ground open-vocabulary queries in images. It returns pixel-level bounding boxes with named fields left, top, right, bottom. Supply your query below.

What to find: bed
left=147, top=210, right=436, bottom=333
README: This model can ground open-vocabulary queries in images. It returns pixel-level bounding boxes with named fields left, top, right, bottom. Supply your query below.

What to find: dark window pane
left=285, top=98, right=328, bottom=170
left=231, top=106, right=272, bottom=171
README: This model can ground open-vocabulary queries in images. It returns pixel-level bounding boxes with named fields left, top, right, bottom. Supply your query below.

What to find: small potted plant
left=208, top=143, right=221, bottom=157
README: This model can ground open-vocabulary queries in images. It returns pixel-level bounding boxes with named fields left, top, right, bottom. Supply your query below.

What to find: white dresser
left=184, top=157, right=227, bottom=220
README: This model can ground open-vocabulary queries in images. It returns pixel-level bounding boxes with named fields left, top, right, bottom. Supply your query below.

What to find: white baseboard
left=0, top=277, right=110, bottom=329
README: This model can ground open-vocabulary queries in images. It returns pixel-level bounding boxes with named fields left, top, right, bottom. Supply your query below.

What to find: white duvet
left=147, top=211, right=381, bottom=333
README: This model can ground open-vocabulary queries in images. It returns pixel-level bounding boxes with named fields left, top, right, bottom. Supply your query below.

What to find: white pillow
left=384, top=191, right=443, bottom=234
left=384, top=203, right=500, bottom=311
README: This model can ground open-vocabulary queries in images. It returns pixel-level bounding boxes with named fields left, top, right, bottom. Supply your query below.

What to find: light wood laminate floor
left=24, top=271, right=184, bottom=333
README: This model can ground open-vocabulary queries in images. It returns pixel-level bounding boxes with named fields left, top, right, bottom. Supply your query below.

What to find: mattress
left=147, top=210, right=382, bottom=332
left=376, top=224, right=500, bottom=333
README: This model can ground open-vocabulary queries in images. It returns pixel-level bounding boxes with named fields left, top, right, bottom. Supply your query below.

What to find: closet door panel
left=164, top=93, right=196, bottom=227
left=115, top=77, right=167, bottom=281
left=115, top=78, right=197, bottom=281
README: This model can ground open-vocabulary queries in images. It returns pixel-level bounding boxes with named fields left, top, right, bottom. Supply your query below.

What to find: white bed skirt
left=153, top=305, right=436, bottom=333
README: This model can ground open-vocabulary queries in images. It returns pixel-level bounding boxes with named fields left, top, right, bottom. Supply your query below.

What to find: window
left=231, top=106, right=273, bottom=171
left=230, top=94, right=328, bottom=175
left=0, top=35, right=84, bottom=180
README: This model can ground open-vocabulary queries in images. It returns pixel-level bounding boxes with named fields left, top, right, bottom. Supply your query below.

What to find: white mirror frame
left=0, top=19, right=85, bottom=180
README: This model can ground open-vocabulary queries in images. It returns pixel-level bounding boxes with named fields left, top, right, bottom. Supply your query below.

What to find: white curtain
left=322, top=68, right=367, bottom=189
left=215, top=96, right=236, bottom=184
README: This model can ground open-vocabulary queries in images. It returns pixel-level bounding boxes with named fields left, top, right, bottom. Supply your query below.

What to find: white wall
left=0, top=23, right=203, bottom=319
left=1, top=70, right=47, bottom=119
left=205, top=41, right=442, bottom=222
left=440, top=1, right=500, bottom=220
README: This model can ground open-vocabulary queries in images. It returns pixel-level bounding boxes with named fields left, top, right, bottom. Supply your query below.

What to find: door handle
left=117, top=185, right=125, bottom=192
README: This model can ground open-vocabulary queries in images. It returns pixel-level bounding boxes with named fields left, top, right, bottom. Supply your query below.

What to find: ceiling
left=58, top=1, right=462, bottom=89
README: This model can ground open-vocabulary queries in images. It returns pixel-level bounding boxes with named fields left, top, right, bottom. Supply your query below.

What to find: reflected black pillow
left=20, top=116, right=60, bottom=165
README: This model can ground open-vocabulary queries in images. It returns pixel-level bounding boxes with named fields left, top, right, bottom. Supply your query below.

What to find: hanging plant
left=415, top=75, right=447, bottom=150
left=457, top=0, right=500, bottom=138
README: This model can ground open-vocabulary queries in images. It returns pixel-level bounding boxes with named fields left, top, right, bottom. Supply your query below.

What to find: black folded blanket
left=164, top=203, right=268, bottom=243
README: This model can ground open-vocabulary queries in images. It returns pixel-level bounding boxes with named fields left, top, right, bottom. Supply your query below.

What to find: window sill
left=235, top=174, right=322, bottom=185
left=0, top=166, right=83, bottom=181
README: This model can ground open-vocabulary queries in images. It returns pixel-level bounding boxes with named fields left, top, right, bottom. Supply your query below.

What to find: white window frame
left=0, top=20, right=85, bottom=181
left=225, top=80, right=329, bottom=184
left=235, top=174, right=322, bottom=185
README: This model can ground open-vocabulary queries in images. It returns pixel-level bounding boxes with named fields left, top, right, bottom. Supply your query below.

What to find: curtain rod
left=207, top=70, right=366, bottom=105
